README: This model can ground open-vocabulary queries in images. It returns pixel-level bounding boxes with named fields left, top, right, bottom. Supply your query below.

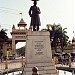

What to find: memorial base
left=23, top=31, right=57, bottom=75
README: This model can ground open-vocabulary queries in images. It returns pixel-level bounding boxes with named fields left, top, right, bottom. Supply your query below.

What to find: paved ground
left=0, top=57, right=73, bottom=75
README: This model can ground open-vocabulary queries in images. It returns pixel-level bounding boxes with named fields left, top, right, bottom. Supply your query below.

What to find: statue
left=29, top=0, right=41, bottom=31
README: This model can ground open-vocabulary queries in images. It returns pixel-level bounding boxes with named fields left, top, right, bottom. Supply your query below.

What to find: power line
left=0, top=23, right=12, bottom=26
left=0, top=23, right=13, bottom=29
left=0, top=9, right=20, bottom=15
left=0, top=7, right=24, bottom=15
left=0, top=7, right=21, bottom=12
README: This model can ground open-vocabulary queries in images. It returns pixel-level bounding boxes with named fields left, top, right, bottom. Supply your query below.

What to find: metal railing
left=0, top=68, right=23, bottom=75
left=0, top=57, right=25, bottom=70
left=0, top=67, right=75, bottom=75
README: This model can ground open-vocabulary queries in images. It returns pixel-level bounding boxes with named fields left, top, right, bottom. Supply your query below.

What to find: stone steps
left=23, top=62, right=57, bottom=75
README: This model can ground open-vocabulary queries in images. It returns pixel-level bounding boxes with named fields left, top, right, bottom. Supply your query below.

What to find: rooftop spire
left=18, top=18, right=27, bottom=27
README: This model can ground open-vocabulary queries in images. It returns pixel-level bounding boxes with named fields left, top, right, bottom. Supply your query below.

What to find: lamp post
left=5, top=49, right=8, bottom=69
left=69, top=56, right=71, bottom=68
left=21, top=56, right=24, bottom=67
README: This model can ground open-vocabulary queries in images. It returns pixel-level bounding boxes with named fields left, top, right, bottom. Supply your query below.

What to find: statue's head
left=31, top=0, right=39, bottom=1
left=31, top=0, right=39, bottom=6
left=34, top=1, right=37, bottom=6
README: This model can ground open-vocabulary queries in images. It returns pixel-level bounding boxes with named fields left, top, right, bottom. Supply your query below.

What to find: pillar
left=12, top=37, right=16, bottom=58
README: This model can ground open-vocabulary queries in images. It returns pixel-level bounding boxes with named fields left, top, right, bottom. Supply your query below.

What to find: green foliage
left=0, top=29, right=8, bottom=42
left=16, top=46, right=25, bottom=56
left=46, top=23, right=70, bottom=47
left=41, top=23, right=71, bottom=52
left=65, top=40, right=72, bottom=47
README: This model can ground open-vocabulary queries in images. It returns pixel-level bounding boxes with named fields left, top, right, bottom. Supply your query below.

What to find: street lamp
left=5, top=49, right=8, bottom=69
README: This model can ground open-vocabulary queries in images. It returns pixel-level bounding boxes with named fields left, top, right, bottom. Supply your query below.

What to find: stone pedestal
left=23, top=31, right=57, bottom=75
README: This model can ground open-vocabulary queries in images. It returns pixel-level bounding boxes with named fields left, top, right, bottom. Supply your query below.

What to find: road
left=0, top=57, right=25, bottom=70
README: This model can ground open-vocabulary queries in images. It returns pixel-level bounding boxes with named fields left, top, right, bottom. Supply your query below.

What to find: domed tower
left=72, top=31, right=75, bottom=52
left=71, top=35, right=75, bottom=61
left=72, top=37, right=75, bottom=52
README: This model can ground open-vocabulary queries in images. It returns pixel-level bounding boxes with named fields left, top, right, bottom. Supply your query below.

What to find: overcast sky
left=0, top=0, right=75, bottom=48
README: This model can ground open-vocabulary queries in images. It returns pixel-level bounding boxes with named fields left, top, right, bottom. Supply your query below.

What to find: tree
left=41, top=23, right=69, bottom=52
left=49, top=24, right=62, bottom=52
left=16, top=46, right=25, bottom=56
left=0, top=28, right=8, bottom=57
left=0, top=29, right=8, bottom=42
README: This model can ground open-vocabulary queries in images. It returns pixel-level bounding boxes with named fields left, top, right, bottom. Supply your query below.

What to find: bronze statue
left=29, top=0, right=41, bottom=31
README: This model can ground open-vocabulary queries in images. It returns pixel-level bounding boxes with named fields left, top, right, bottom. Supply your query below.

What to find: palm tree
left=42, top=23, right=69, bottom=52
left=59, top=27, right=69, bottom=52
left=0, top=28, right=8, bottom=57
left=51, top=24, right=62, bottom=52
left=61, top=28, right=69, bottom=47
